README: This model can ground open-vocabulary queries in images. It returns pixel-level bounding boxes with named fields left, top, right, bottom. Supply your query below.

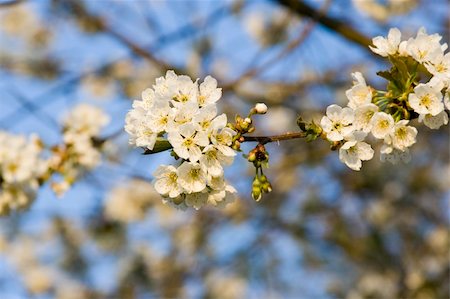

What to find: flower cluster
left=320, top=27, right=449, bottom=170
left=0, top=103, right=110, bottom=215
left=125, top=71, right=238, bottom=210
left=50, top=104, right=110, bottom=196
left=0, top=132, right=48, bottom=215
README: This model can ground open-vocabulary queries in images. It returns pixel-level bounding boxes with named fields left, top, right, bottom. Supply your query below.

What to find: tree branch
left=275, top=0, right=372, bottom=49
left=242, top=132, right=307, bottom=144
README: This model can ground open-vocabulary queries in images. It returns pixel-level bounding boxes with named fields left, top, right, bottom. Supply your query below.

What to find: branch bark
left=242, top=132, right=307, bottom=144
left=275, top=0, right=372, bottom=50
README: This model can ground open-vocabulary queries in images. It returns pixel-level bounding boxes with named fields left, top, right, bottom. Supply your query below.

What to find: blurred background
left=0, top=0, right=449, bottom=298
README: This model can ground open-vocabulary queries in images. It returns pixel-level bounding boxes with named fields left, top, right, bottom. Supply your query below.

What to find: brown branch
left=275, top=0, right=372, bottom=49
left=242, top=132, right=307, bottom=144
left=222, top=0, right=333, bottom=90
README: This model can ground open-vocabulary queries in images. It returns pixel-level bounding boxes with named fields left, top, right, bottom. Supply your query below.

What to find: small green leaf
left=377, top=71, right=395, bottom=82
left=142, top=138, right=172, bottom=155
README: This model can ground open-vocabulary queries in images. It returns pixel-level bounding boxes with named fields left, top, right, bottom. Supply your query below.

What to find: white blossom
left=147, top=100, right=172, bottom=133
left=369, top=27, right=401, bottom=57
left=354, top=103, right=379, bottom=132
left=168, top=123, right=209, bottom=162
left=386, top=120, right=418, bottom=151
left=198, top=75, right=222, bottom=106
left=169, top=75, right=199, bottom=106
left=405, top=27, right=446, bottom=64
left=199, top=145, right=234, bottom=177
left=425, top=52, right=450, bottom=85
left=339, top=131, right=374, bottom=171
left=153, top=165, right=183, bottom=198
left=320, top=104, right=355, bottom=141
left=345, top=72, right=373, bottom=109
left=408, top=83, right=444, bottom=116
left=210, top=116, right=237, bottom=157
left=370, top=112, right=394, bottom=139
left=177, top=162, right=207, bottom=193
left=192, top=104, right=218, bottom=132
left=418, top=111, right=449, bottom=129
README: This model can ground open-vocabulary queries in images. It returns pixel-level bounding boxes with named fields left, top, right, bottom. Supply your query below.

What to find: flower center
left=173, top=94, right=189, bottom=102
left=198, top=95, right=206, bottom=105
left=189, top=168, right=200, bottom=179
left=421, top=95, right=432, bottom=107
left=378, top=119, right=389, bottom=129
left=183, top=138, right=194, bottom=147
left=395, top=127, right=407, bottom=140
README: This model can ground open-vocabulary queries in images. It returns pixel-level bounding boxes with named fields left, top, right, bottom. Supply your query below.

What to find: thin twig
left=276, top=0, right=372, bottom=49
left=242, top=132, right=307, bottom=144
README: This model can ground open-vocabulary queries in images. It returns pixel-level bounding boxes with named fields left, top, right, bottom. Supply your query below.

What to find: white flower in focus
left=408, top=83, right=444, bottom=116
left=354, top=103, right=379, bottom=132
left=346, top=72, right=373, bottom=109
left=418, top=111, right=449, bottom=129
left=425, top=52, right=450, bottom=84
left=168, top=101, right=199, bottom=130
left=148, top=100, right=172, bottom=133
left=141, top=87, right=156, bottom=108
left=125, top=107, right=157, bottom=150
left=199, top=145, right=234, bottom=177
left=170, top=75, right=199, bottom=106
left=369, top=27, right=402, bottom=57
left=168, top=123, right=209, bottom=162
left=153, top=70, right=179, bottom=98
left=192, top=105, right=218, bottom=132
left=320, top=104, right=355, bottom=141
left=387, top=120, right=418, bottom=151
left=210, top=115, right=237, bottom=157
left=177, top=162, right=207, bottom=193
left=370, top=112, right=394, bottom=139
left=198, top=76, right=222, bottom=107
left=153, top=165, right=183, bottom=198
left=339, top=131, right=374, bottom=171
left=406, top=28, right=445, bottom=63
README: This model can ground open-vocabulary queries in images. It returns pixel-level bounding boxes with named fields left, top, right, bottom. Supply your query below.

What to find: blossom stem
left=242, top=132, right=307, bottom=144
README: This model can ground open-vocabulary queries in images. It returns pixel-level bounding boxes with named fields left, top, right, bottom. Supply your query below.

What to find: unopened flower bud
left=244, top=117, right=252, bottom=124
left=262, top=182, right=272, bottom=193
left=247, top=151, right=257, bottom=162
left=252, top=188, right=262, bottom=201
left=254, top=103, right=268, bottom=114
